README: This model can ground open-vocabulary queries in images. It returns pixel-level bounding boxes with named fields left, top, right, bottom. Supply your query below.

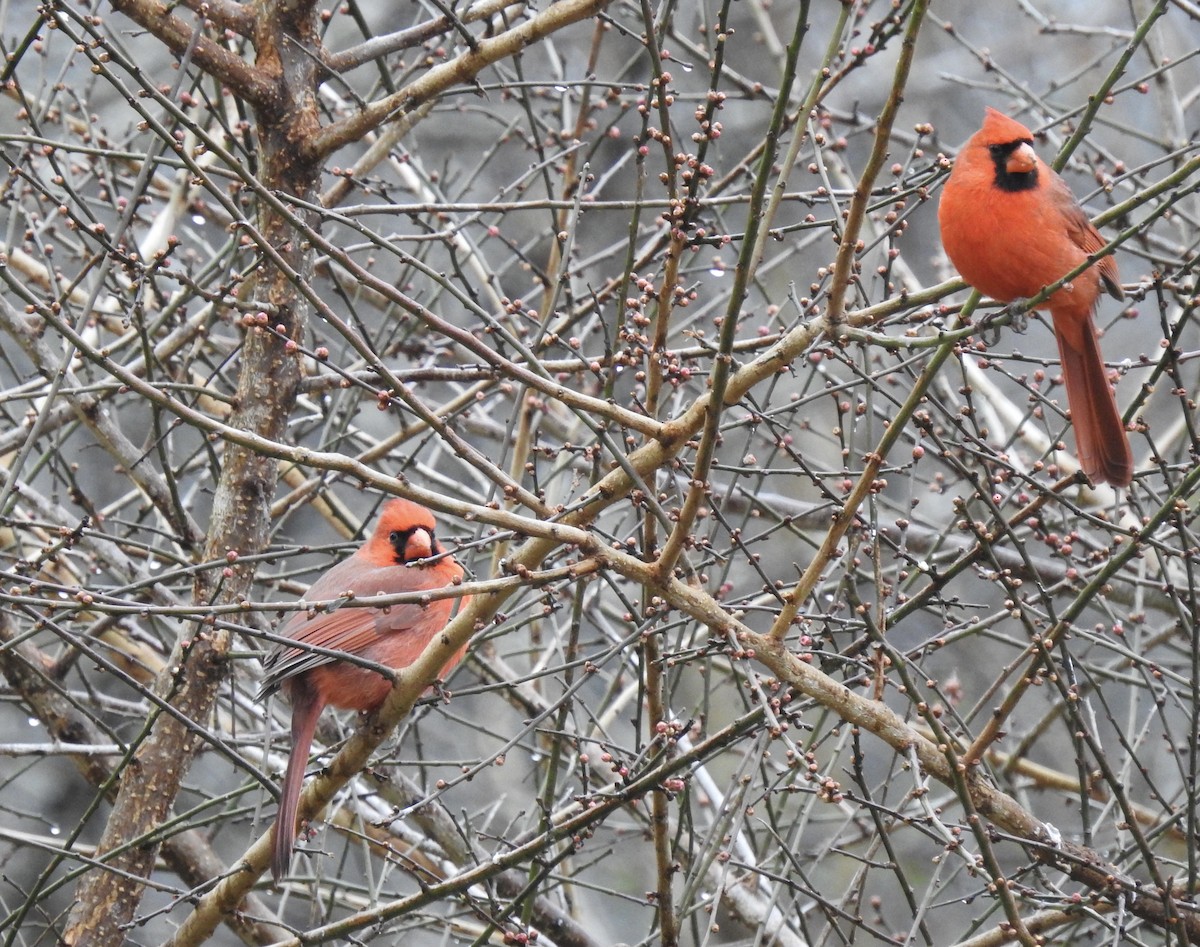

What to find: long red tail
left=272, top=686, right=322, bottom=882
left=1051, top=308, right=1133, bottom=486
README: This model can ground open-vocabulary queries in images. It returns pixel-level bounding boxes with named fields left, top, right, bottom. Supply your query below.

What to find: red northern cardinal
left=938, top=107, right=1132, bottom=486
left=257, top=498, right=468, bottom=882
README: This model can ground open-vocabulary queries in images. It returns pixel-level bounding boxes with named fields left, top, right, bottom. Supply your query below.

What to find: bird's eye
left=389, top=530, right=402, bottom=543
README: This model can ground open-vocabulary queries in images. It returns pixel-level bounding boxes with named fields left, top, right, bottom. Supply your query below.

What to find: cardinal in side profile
left=938, top=107, right=1132, bottom=486
left=257, top=498, right=468, bottom=882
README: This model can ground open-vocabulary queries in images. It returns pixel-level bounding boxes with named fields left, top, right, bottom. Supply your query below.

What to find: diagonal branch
left=825, top=0, right=927, bottom=328
left=325, top=0, right=522, bottom=74
left=306, top=0, right=610, bottom=160
left=106, top=0, right=277, bottom=107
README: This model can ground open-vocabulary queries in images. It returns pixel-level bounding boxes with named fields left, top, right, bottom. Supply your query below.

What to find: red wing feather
left=260, top=599, right=435, bottom=692
left=1053, top=176, right=1123, bottom=301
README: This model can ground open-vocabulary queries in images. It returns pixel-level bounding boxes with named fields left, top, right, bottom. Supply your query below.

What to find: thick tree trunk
left=61, top=5, right=321, bottom=944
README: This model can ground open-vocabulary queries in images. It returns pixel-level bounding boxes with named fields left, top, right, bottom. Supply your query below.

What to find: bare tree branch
left=105, top=0, right=277, bottom=107
left=306, top=0, right=611, bottom=159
